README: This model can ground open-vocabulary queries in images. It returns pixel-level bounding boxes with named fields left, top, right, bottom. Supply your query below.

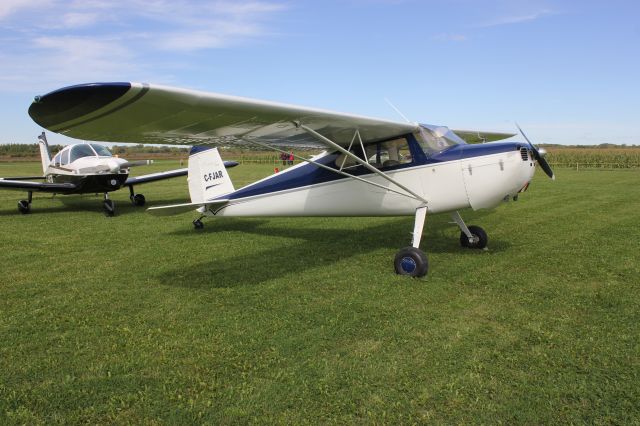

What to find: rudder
left=188, top=146, right=235, bottom=204
left=37, top=132, right=51, bottom=173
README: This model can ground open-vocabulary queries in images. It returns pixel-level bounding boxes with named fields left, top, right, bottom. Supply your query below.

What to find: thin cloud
left=0, top=0, right=52, bottom=19
left=432, top=33, right=468, bottom=42
left=478, top=8, right=554, bottom=28
left=0, top=0, right=287, bottom=91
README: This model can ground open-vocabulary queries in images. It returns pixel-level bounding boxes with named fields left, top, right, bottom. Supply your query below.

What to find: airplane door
left=420, top=162, right=469, bottom=213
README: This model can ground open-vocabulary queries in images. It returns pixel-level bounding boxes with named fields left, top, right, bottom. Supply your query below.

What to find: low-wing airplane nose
left=28, top=83, right=132, bottom=130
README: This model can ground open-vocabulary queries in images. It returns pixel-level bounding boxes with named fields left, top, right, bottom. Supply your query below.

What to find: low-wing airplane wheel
left=103, top=199, right=115, bottom=217
left=394, top=247, right=428, bottom=277
left=460, top=225, right=488, bottom=249
left=17, top=200, right=31, bottom=214
left=193, top=219, right=204, bottom=230
left=131, top=193, right=146, bottom=207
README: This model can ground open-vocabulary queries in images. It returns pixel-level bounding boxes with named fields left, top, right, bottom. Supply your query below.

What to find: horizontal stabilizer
left=147, top=199, right=229, bottom=216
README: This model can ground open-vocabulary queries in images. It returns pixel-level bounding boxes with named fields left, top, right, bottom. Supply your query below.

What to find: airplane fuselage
left=45, top=168, right=129, bottom=194
left=203, top=139, right=535, bottom=218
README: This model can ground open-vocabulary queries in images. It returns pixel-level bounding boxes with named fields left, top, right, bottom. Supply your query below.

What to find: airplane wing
left=28, top=82, right=418, bottom=148
left=124, top=168, right=188, bottom=186
left=0, top=178, right=76, bottom=192
left=452, top=130, right=516, bottom=144
left=0, top=176, right=46, bottom=180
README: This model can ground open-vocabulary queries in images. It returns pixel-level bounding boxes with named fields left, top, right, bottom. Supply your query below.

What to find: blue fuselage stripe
left=225, top=139, right=525, bottom=201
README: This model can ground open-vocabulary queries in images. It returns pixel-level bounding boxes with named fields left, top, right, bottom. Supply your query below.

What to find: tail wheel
left=460, top=225, right=488, bottom=249
left=394, top=247, right=428, bottom=277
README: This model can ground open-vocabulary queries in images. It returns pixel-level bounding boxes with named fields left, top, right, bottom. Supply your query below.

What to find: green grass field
left=1, top=161, right=639, bottom=424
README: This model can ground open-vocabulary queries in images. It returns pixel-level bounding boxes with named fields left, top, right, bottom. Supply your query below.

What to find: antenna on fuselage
left=384, top=98, right=412, bottom=124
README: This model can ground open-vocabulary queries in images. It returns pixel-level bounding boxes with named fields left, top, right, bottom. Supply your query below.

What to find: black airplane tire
left=460, top=225, right=488, bottom=249
left=193, top=219, right=204, bottom=230
left=132, top=194, right=146, bottom=207
left=104, top=200, right=115, bottom=217
left=17, top=200, right=30, bottom=214
left=394, top=247, right=428, bottom=277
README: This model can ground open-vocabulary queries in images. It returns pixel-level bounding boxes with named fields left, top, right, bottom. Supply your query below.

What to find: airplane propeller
left=516, top=124, right=555, bottom=180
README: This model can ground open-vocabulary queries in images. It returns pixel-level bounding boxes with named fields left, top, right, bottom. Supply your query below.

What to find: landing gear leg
left=394, top=206, right=429, bottom=277
left=17, top=191, right=33, bottom=214
left=103, top=193, right=115, bottom=217
left=128, top=185, right=146, bottom=206
left=451, top=211, right=488, bottom=249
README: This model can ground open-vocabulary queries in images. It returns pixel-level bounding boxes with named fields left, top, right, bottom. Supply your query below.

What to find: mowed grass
left=0, top=161, right=639, bottom=424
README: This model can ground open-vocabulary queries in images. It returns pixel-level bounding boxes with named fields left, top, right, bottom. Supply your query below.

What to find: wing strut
left=297, top=124, right=428, bottom=204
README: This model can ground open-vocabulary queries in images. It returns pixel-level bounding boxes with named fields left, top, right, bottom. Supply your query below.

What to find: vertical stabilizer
left=37, top=132, right=51, bottom=173
left=188, top=146, right=235, bottom=204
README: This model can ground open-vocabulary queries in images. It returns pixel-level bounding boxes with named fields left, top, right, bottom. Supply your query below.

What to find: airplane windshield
left=91, top=144, right=112, bottom=157
left=415, top=124, right=466, bottom=156
left=70, top=144, right=97, bottom=162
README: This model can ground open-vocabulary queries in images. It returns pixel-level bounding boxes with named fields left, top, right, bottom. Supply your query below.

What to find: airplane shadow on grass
left=158, top=213, right=511, bottom=289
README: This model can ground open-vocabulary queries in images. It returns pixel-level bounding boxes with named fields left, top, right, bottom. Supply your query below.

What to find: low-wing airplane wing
left=0, top=178, right=76, bottom=192
left=124, top=168, right=188, bottom=186
left=452, top=130, right=516, bottom=144
left=125, top=159, right=238, bottom=187
left=29, top=82, right=419, bottom=147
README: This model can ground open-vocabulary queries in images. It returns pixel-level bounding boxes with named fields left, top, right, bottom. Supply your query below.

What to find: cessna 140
left=0, top=132, right=238, bottom=216
left=28, top=82, right=554, bottom=277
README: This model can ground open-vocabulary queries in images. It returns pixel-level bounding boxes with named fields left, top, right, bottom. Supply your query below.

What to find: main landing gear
left=193, top=217, right=204, bottom=230
left=103, top=193, right=115, bottom=217
left=394, top=209, right=488, bottom=278
left=395, top=206, right=429, bottom=277
left=17, top=191, right=33, bottom=214
left=128, top=186, right=146, bottom=207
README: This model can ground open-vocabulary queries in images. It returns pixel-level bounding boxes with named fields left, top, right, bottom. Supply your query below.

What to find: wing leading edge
left=0, top=178, right=76, bottom=193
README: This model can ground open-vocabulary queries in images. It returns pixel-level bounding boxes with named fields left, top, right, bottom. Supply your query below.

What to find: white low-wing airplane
left=28, top=82, right=554, bottom=277
left=0, top=132, right=238, bottom=215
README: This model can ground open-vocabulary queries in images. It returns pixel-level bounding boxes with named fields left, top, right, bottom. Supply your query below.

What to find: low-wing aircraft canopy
left=52, top=143, right=113, bottom=167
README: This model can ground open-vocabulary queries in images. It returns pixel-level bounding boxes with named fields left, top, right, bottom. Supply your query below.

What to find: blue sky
left=0, top=0, right=638, bottom=145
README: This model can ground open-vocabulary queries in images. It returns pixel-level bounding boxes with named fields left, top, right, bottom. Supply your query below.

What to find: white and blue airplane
left=28, top=82, right=554, bottom=277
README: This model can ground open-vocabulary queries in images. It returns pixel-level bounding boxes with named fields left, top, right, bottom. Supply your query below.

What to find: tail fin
left=188, top=146, right=235, bottom=203
left=37, top=132, right=51, bottom=173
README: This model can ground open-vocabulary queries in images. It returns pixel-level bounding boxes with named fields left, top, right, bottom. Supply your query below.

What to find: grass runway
left=1, top=161, right=639, bottom=423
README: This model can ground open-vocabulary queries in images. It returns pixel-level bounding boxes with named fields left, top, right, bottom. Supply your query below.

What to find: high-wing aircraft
left=0, top=132, right=238, bottom=216
left=28, top=82, right=554, bottom=277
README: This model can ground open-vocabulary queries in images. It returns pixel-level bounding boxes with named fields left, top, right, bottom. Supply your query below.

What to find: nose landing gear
left=452, top=211, right=488, bottom=249
left=103, top=193, right=115, bottom=217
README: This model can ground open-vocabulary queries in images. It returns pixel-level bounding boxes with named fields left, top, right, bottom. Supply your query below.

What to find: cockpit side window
left=70, top=144, right=97, bottom=162
left=334, top=136, right=412, bottom=170
left=60, top=148, right=70, bottom=165
left=365, top=137, right=412, bottom=168
left=52, top=152, right=61, bottom=166
left=91, top=144, right=112, bottom=157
